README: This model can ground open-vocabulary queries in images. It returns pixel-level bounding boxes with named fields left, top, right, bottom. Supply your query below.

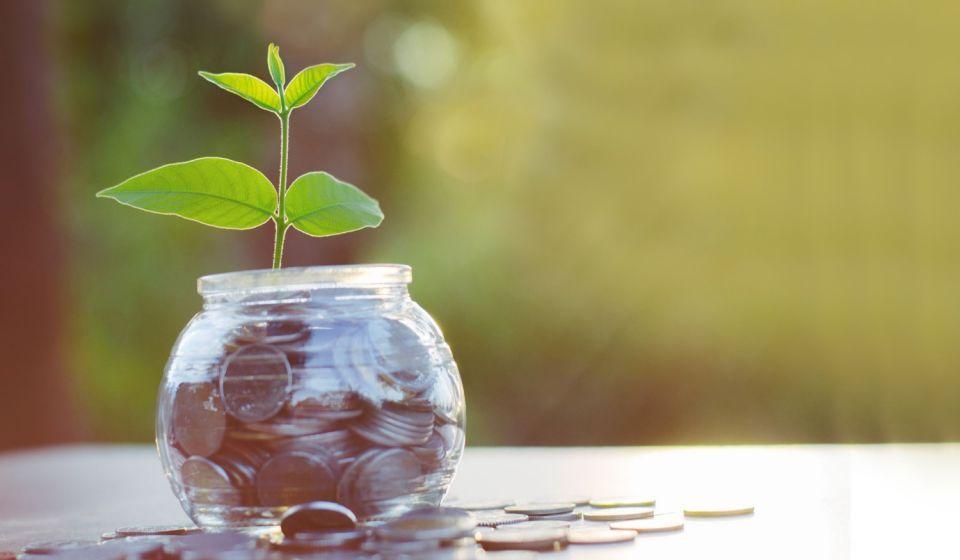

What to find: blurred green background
left=10, top=0, right=960, bottom=447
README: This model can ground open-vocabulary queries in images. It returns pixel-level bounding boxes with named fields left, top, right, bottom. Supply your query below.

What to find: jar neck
left=197, top=265, right=413, bottom=312
left=201, top=284, right=412, bottom=312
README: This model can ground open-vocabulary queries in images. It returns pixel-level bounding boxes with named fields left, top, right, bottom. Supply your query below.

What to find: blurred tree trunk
left=0, top=1, right=84, bottom=449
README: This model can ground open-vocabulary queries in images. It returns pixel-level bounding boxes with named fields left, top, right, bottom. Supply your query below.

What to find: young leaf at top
left=267, top=43, right=285, bottom=90
left=198, top=71, right=281, bottom=113
left=284, top=63, right=355, bottom=110
left=284, top=172, right=383, bottom=237
left=97, top=157, right=278, bottom=230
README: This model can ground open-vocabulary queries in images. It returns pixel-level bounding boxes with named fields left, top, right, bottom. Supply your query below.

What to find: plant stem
left=272, top=110, right=290, bottom=268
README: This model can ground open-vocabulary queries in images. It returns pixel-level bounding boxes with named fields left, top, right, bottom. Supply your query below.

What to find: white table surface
left=1, top=444, right=957, bottom=557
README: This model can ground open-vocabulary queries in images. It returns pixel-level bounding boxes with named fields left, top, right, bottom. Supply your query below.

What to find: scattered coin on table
left=497, top=520, right=572, bottom=530
left=504, top=503, right=575, bottom=516
left=523, top=510, right=581, bottom=521
left=115, top=526, right=199, bottom=537
left=374, top=507, right=477, bottom=542
left=588, top=496, right=656, bottom=508
left=472, top=512, right=529, bottom=527
left=20, top=541, right=100, bottom=555
left=444, top=499, right=515, bottom=510
left=477, top=528, right=569, bottom=552
left=611, top=513, right=686, bottom=533
left=583, top=506, right=655, bottom=521
left=280, top=500, right=357, bottom=537
left=683, top=503, right=755, bottom=517
left=567, top=528, right=637, bottom=545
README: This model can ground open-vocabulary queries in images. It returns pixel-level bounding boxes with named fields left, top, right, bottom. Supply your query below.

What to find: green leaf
left=198, top=71, right=281, bottom=113
left=284, top=171, right=383, bottom=236
left=96, top=157, right=278, bottom=230
left=284, top=63, right=355, bottom=110
left=267, top=43, right=285, bottom=90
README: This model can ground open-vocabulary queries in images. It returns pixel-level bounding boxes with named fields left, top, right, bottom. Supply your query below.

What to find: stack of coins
left=163, top=316, right=465, bottom=522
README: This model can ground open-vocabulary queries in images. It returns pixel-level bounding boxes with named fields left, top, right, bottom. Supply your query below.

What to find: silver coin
left=610, top=514, right=685, bottom=533
left=582, top=507, right=654, bottom=521
left=281, top=501, right=358, bottom=537
left=337, top=448, right=422, bottom=516
left=588, top=496, right=656, bottom=508
left=411, top=431, right=447, bottom=466
left=172, top=382, right=226, bottom=457
left=180, top=456, right=242, bottom=506
left=566, top=528, right=636, bottom=545
left=477, top=529, right=568, bottom=552
left=444, top=499, right=515, bottom=511
left=498, top=520, right=571, bottom=530
left=472, top=512, right=528, bottom=528
left=366, top=319, right=435, bottom=395
left=274, top=529, right=367, bottom=551
left=115, top=526, right=197, bottom=537
left=504, top=503, right=575, bottom=516
left=524, top=511, right=580, bottom=521
left=257, top=451, right=339, bottom=507
left=375, top=507, right=477, bottom=542
left=220, top=344, right=291, bottom=423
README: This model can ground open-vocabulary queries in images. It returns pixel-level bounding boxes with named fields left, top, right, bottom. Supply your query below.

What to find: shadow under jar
left=156, top=265, right=465, bottom=530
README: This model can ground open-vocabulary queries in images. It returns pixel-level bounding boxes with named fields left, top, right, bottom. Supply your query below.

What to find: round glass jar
left=156, top=265, right=465, bottom=529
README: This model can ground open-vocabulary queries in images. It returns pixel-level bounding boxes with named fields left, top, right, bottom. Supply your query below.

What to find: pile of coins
left=160, top=315, right=465, bottom=523
left=16, top=497, right=754, bottom=559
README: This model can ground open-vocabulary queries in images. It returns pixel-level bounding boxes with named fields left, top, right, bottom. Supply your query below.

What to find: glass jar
left=156, top=265, right=465, bottom=529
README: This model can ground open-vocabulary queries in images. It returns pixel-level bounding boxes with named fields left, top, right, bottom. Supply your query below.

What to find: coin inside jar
left=180, top=456, right=242, bottom=506
left=172, top=382, right=226, bottom=457
left=337, top=448, right=422, bottom=515
left=257, top=451, right=339, bottom=507
left=220, top=344, right=291, bottom=423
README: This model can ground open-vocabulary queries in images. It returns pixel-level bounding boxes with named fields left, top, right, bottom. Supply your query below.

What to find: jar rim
left=198, top=264, right=412, bottom=295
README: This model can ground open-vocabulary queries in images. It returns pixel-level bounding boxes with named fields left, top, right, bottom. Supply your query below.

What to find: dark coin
left=375, top=507, right=477, bottom=542
left=337, top=448, right=422, bottom=516
left=220, top=344, right=291, bottom=423
left=231, top=319, right=308, bottom=346
left=115, top=526, right=198, bottom=537
left=172, top=382, right=226, bottom=457
left=167, top=532, right=258, bottom=555
left=257, top=451, right=339, bottom=507
left=477, top=529, right=568, bottom=552
left=180, top=456, right=242, bottom=506
left=281, top=501, right=358, bottom=537
left=97, top=539, right=168, bottom=560
left=20, top=541, right=99, bottom=555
